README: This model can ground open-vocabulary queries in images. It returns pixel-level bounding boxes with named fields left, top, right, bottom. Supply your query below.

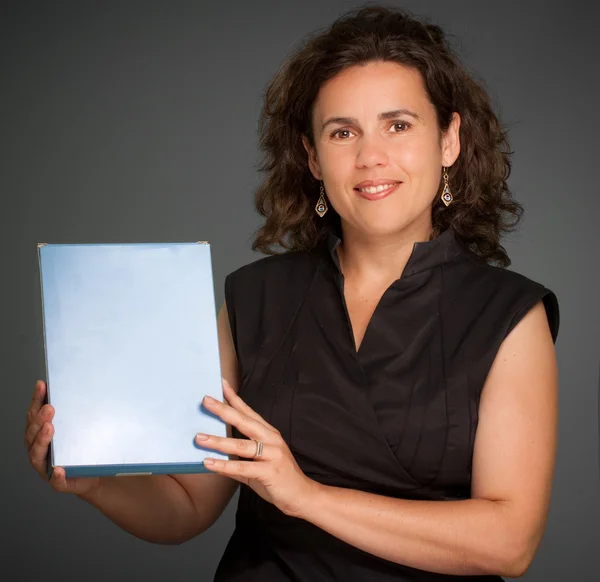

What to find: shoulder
left=443, top=249, right=560, bottom=344
left=223, top=248, right=324, bottom=370
left=223, top=248, right=324, bottom=323
left=228, top=248, right=316, bottom=276
left=225, top=249, right=321, bottom=291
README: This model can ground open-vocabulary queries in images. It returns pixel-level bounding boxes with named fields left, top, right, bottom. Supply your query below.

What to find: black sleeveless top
left=213, top=227, right=560, bottom=582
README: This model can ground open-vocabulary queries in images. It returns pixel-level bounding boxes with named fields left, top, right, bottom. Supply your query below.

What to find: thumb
left=49, top=467, right=83, bottom=494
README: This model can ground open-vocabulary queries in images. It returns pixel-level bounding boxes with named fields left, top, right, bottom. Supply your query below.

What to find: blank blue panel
left=38, top=241, right=228, bottom=478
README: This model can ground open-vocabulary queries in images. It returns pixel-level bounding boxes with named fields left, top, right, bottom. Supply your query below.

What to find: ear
left=441, top=112, right=461, bottom=167
left=302, top=135, right=322, bottom=180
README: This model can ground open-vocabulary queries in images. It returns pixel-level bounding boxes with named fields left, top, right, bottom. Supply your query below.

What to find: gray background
left=2, top=0, right=598, bottom=580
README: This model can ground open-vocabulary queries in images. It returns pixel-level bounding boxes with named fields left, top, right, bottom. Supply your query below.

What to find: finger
left=49, top=466, right=72, bottom=492
left=26, top=380, right=46, bottom=430
left=222, top=380, right=274, bottom=429
left=29, top=420, right=53, bottom=476
left=24, top=405, right=54, bottom=451
left=195, top=433, right=274, bottom=460
left=203, top=396, right=275, bottom=442
left=204, top=457, right=262, bottom=481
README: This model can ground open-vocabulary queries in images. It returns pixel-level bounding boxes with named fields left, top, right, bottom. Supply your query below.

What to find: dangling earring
left=441, top=166, right=453, bottom=207
left=315, top=181, right=328, bottom=217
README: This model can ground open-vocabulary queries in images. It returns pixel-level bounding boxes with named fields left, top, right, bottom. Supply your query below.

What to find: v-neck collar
left=325, top=224, right=463, bottom=280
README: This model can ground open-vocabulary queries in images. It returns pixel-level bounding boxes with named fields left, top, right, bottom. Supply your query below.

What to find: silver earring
left=315, top=181, right=328, bottom=217
left=441, top=166, right=453, bottom=206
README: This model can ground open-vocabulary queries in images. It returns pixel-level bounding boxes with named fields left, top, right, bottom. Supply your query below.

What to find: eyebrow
left=320, top=109, right=422, bottom=134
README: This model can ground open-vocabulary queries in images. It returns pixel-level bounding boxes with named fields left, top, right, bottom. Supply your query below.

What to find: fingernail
left=204, top=395, right=215, bottom=403
left=195, top=433, right=209, bottom=441
left=204, top=459, right=215, bottom=465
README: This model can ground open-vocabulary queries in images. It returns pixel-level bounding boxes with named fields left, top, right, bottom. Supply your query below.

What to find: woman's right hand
left=25, top=380, right=101, bottom=497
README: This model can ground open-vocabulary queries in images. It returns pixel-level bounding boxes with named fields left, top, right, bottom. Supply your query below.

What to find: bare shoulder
left=471, top=298, right=558, bottom=574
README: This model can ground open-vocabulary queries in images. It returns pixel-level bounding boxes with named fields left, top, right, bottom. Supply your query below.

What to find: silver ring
left=254, top=440, right=263, bottom=459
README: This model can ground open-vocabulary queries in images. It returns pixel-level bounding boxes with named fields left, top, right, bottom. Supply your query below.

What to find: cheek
left=320, top=148, right=353, bottom=179
left=392, top=139, right=440, bottom=178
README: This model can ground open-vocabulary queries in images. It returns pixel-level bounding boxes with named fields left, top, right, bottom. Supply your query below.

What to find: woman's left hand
left=196, top=379, right=319, bottom=519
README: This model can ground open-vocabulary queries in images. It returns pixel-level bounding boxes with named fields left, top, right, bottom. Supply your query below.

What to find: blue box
left=37, top=241, right=229, bottom=478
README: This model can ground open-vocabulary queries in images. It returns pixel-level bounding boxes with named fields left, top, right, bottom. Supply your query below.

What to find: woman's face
left=303, top=60, right=460, bottom=238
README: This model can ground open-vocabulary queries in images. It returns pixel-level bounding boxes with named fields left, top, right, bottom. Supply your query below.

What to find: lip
left=355, top=182, right=401, bottom=201
left=355, top=178, right=401, bottom=188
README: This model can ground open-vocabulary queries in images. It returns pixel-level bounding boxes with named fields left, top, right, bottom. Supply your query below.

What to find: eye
left=390, top=121, right=411, bottom=132
left=330, top=121, right=411, bottom=140
left=330, top=128, right=354, bottom=140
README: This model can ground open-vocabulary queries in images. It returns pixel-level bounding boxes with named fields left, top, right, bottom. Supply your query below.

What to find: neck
left=336, top=218, right=434, bottom=287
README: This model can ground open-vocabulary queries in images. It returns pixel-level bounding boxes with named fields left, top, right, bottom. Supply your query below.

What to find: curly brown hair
left=251, top=4, right=523, bottom=267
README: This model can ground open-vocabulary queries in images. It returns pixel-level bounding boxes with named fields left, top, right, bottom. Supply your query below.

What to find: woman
left=25, top=6, right=559, bottom=581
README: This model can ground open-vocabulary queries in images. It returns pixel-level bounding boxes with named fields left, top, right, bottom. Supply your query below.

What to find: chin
left=358, top=221, right=411, bottom=238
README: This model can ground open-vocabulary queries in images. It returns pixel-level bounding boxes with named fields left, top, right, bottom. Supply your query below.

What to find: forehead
left=313, top=61, right=430, bottom=118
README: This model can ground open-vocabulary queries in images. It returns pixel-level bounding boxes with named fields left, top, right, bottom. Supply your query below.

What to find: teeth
left=357, top=183, right=397, bottom=193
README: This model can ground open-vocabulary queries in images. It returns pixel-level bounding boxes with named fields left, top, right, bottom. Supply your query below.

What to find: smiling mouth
left=355, top=182, right=399, bottom=193
left=354, top=182, right=401, bottom=200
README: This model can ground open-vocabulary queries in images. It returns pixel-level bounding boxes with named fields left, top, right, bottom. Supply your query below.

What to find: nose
left=355, top=134, right=390, bottom=168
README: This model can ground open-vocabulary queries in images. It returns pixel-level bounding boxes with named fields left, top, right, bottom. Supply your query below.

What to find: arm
left=79, top=301, right=242, bottom=544
left=297, top=300, right=558, bottom=578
